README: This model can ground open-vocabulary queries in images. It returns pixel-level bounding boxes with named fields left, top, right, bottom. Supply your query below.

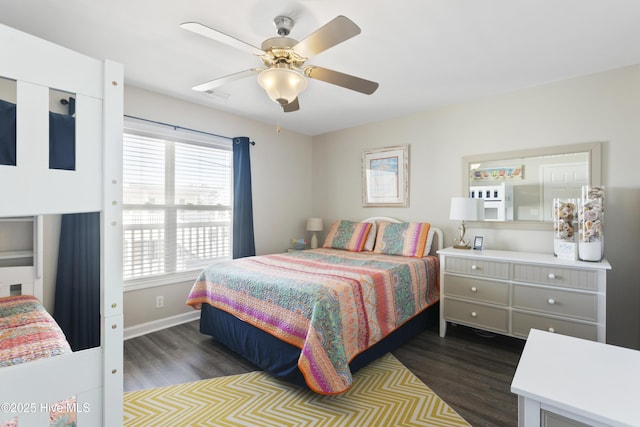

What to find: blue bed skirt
left=199, top=302, right=438, bottom=388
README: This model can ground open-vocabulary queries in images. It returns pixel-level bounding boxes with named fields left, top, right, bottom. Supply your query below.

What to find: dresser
left=437, top=247, right=611, bottom=342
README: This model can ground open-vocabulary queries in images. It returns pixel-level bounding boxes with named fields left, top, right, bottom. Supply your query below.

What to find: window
left=122, top=123, right=232, bottom=284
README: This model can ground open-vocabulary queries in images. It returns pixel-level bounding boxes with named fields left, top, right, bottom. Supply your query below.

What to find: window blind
left=122, top=128, right=232, bottom=282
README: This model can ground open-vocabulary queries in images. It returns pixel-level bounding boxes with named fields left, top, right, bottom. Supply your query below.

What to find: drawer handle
left=548, top=327, right=556, bottom=333
left=547, top=298, right=556, bottom=305
left=548, top=273, right=556, bottom=279
left=471, top=311, right=477, bottom=318
left=470, top=286, right=478, bottom=292
left=471, top=265, right=478, bottom=270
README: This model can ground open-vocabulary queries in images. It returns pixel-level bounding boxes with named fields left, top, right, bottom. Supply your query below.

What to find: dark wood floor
left=124, top=320, right=525, bottom=427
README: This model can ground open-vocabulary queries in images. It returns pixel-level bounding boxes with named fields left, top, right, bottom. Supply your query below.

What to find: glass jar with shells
left=553, top=198, right=578, bottom=260
left=578, top=186, right=604, bottom=262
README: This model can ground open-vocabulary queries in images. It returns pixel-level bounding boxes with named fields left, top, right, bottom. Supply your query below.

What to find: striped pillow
left=362, top=220, right=377, bottom=251
left=322, top=220, right=373, bottom=252
left=373, top=222, right=431, bottom=257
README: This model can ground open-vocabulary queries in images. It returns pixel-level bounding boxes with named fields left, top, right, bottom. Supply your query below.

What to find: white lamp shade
left=257, top=66, right=307, bottom=105
left=306, top=217, right=323, bottom=232
left=449, top=197, right=485, bottom=221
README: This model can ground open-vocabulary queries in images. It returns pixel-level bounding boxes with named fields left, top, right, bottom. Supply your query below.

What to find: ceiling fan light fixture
left=183, top=15, right=377, bottom=112
left=257, top=66, right=307, bottom=105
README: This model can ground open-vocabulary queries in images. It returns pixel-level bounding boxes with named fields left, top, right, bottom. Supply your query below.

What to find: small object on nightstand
left=473, top=236, right=484, bottom=250
left=290, top=238, right=307, bottom=250
left=306, top=217, right=323, bottom=249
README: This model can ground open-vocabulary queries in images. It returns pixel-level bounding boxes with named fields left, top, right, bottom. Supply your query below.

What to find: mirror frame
left=461, top=141, right=603, bottom=230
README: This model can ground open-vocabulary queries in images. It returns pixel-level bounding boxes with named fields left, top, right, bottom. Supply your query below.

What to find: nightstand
left=511, top=329, right=640, bottom=426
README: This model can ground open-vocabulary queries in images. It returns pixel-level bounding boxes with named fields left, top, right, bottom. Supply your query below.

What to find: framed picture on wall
left=362, top=145, right=409, bottom=207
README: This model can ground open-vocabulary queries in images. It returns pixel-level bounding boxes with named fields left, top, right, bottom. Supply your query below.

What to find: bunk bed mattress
left=0, top=295, right=71, bottom=367
left=186, top=248, right=439, bottom=394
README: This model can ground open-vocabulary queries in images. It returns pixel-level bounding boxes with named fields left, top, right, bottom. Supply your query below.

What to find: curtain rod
left=123, top=114, right=255, bottom=145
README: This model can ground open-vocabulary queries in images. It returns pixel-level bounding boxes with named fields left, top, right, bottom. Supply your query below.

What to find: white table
left=511, top=329, right=640, bottom=427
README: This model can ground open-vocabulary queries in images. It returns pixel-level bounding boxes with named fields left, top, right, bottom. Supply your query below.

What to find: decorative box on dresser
left=437, top=247, right=611, bottom=343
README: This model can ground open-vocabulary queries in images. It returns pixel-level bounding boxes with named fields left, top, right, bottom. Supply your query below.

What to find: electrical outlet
left=155, top=295, right=164, bottom=308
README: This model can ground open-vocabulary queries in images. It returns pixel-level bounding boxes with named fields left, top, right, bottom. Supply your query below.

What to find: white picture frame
left=362, top=145, right=409, bottom=207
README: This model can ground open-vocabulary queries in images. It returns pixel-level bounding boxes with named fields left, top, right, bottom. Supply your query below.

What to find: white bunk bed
left=0, top=23, right=123, bottom=426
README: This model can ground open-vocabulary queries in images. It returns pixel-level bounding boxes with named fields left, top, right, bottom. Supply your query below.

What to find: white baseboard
left=124, top=311, right=200, bottom=340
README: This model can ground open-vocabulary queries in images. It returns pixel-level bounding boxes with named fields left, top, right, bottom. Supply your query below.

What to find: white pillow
left=363, top=220, right=377, bottom=251
left=424, top=228, right=435, bottom=255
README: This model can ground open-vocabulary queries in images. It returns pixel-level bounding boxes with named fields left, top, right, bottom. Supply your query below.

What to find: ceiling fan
left=180, top=15, right=379, bottom=112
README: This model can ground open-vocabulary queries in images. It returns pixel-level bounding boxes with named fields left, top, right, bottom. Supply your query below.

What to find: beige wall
left=312, top=65, right=640, bottom=349
left=33, top=66, right=640, bottom=349
left=122, top=86, right=313, bottom=330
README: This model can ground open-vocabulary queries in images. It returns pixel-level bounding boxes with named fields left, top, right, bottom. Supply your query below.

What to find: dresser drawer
left=443, top=299, right=509, bottom=333
left=512, top=311, right=598, bottom=341
left=542, top=410, right=590, bottom=427
left=445, top=257, right=510, bottom=280
left=513, top=263, right=598, bottom=291
left=512, top=284, right=597, bottom=321
left=443, top=275, right=509, bottom=305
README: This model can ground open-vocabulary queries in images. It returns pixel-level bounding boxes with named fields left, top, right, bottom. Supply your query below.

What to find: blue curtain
left=0, top=99, right=16, bottom=166
left=53, top=212, right=100, bottom=351
left=232, top=137, right=256, bottom=258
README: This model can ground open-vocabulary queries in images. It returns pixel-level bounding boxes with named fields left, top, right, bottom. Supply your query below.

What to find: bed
left=187, top=217, right=443, bottom=394
left=0, top=295, right=71, bottom=367
left=0, top=23, right=123, bottom=426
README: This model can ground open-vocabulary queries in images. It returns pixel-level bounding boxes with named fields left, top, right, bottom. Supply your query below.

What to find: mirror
left=462, top=142, right=602, bottom=227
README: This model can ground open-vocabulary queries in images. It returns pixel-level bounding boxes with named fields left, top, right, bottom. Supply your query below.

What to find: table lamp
left=449, top=197, right=484, bottom=249
left=306, top=217, right=323, bottom=249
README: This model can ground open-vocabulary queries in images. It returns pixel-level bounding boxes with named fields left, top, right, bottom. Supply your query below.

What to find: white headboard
left=361, top=216, right=443, bottom=256
left=0, top=267, right=35, bottom=297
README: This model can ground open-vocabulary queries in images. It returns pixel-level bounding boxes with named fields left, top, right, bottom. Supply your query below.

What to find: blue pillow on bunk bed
left=0, top=99, right=16, bottom=166
left=49, top=111, right=75, bottom=170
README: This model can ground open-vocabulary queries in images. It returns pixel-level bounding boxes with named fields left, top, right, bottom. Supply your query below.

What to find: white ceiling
left=2, top=0, right=640, bottom=136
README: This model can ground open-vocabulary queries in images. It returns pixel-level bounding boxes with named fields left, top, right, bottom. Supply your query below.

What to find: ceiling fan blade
left=304, top=66, right=379, bottom=95
left=180, top=22, right=264, bottom=56
left=293, top=16, right=361, bottom=58
left=192, top=69, right=260, bottom=92
left=282, top=97, right=300, bottom=113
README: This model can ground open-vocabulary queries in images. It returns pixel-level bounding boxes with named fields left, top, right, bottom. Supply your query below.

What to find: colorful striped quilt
left=0, top=295, right=72, bottom=367
left=186, top=248, right=439, bottom=394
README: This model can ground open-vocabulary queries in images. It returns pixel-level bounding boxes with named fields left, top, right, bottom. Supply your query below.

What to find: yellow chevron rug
left=123, top=353, right=470, bottom=427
